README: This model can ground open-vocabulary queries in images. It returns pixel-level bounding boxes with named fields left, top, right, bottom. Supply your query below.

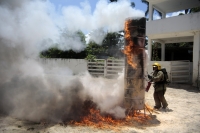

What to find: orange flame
left=123, top=19, right=144, bottom=69
left=70, top=104, right=152, bottom=130
left=123, top=20, right=137, bottom=69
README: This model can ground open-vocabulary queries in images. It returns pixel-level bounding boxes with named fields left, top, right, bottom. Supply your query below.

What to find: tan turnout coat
left=152, top=70, right=166, bottom=92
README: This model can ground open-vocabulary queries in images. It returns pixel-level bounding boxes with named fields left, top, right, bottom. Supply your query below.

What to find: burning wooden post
left=123, top=17, right=146, bottom=112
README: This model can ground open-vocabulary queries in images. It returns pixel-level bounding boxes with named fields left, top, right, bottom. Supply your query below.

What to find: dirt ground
left=0, top=82, right=200, bottom=133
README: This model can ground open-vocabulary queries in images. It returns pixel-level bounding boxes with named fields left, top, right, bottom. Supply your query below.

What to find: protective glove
left=148, top=74, right=152, bottom=80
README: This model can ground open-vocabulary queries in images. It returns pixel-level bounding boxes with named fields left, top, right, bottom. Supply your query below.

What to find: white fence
left=38, top=58, right=192, bottom=84
left=87, top=59, right=124, bottom=77
left=148, top=60, right=191, bottom=84
left=170, top=61, right=190, bottom=83
left=38, top=58, right=88, bottom=75
left=87, top=60, right=191, bottom=83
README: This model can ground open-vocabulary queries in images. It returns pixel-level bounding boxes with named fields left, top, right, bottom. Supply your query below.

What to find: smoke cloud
left=63, top=0, right=144, bottom=44
left=0, top=0, right=144, bottom=122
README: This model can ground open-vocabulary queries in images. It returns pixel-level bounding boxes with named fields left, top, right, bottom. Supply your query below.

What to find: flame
left=123, top=19, right=143, bottom=69
left=145, top=104, right=159, bottom=114
left=123, top=20, right=137, bottom=69
left=69, top=101, right=152, bottom=130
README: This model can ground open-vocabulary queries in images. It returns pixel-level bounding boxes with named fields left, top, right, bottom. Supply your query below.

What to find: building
left=146, top=0, right=200, bottom=86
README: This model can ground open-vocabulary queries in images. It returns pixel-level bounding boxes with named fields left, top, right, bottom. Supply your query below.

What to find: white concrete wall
left=146, top=12, right=200, bottom=38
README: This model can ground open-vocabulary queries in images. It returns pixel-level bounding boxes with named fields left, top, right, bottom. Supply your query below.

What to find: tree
left=76, top=31, right=86, bottom=44
left=102, top=32, right=121, bottom=47
left=102, top=32, right=124, bottom=58
left=85, top=32, right=124, bottom=60
left=40, top=48, right=86, bottom=59
left=190, top=7, right=200, bottom=13
left=152, top=42, right=160, bottom=61
left=110, top=0, right=135, bottom=8
left=131, top=2, right=135, bottom=8
left=185, top=7, right=200, bottom=14
left=40, top=31, right=87, bottom=59
left=41, top=30, right=124, bottom=59
left=110, top=0, right=117, bottom=2
left=141, top=0, right=149, bottom=17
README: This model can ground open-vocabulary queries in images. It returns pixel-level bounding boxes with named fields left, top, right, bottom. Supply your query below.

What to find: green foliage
left=141, top=0, right=149, bottom=17
left=131, top=2, right=135, bottom=8
left=40, top=47, right=62, bottom=58
left=102, top=32, right=124, bottom=57
left=40, top=31, right=86, bottom=59
left=86, top=41, right=106, bottom=56
left=185, top=7, right=200, bottom=14
left=179, top=13, right=184, bottom=15
left=152, top=42, right=160, bottom=61
left=150, top=42, right=193, bottom=61
left=76, top=30, right=86, bottom=44
left=110, top=0, right=135, bottom=8
left=86, top=32, right=124, bottom=59
left=110, top=0, right=117, bottom=2
left=41, top=31, right=124, bottom=59
left=190, top=7, right=200, bottom=13
left=85, top=54, right=96, bottom=61
left=165, top=42, right=193, bottom=48
left=107, top=56, right=117, bottom=60
left=102, top=32, right=122, bottom=46
left=40, top=48, right=87, bottom=59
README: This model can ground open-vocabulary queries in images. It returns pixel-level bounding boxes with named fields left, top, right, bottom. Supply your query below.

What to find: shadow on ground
left=167, top=83, right=200, bottom=93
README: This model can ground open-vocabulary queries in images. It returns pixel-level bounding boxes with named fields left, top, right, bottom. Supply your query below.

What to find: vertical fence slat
left=87, top=59, right=124, bottom=77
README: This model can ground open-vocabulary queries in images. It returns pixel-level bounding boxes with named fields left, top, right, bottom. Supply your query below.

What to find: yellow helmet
left=152, top=62, right=161, bottom=70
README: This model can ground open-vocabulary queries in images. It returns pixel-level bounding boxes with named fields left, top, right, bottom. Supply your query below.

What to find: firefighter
left=148, top=62, right=168, bottom=110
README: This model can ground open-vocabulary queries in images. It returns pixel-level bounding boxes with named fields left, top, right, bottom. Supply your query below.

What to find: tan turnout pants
left=153, top=90, right=168, bottom=108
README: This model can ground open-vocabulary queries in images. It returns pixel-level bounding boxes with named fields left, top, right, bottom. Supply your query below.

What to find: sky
left=48, top=0, right=149, bottom=43
left=48, top=0, right=184, bottom=23
left=49, top=0, right=148, bottom=13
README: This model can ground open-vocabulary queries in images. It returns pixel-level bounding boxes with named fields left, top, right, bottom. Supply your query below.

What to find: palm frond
left=141, top=0, right=149, bottom=17
left=131, top=2, right=135, bottom=8
left=110, top=0, right=117, bottom=2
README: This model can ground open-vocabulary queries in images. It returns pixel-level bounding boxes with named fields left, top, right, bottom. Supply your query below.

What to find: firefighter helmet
left=152, top=62, right=161, bottom=70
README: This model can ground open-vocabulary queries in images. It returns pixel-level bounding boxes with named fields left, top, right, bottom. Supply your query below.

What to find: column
left=148, top=38, right=152, bottom=61
left=193, top=32, right=200, bottom=86
left=162, top=12, right=166, bottom=19
left=161, top=43, right=165, bottom=61
left=149, top=3, right=153, bottom=21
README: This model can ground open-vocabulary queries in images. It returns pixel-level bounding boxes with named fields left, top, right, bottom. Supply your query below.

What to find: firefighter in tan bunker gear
left=148, top=63, right=168, bottom=109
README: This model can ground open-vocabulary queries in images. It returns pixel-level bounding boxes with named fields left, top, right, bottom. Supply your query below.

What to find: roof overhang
left=153, top=36, right=193, bottom=44
left=146, top=0, right=200, bottom=13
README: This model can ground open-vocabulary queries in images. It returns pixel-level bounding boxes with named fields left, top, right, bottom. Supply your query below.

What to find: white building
left=146, top=0, right=200, bottom=86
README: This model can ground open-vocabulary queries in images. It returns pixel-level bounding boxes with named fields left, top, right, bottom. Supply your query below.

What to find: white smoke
left=0, top=0, right=144, bottom=122
left=88, top=29, right=106, bottom=44
left=80, top=72, right=125, bottom=118
left=0, top=0, right=144, bottom=50
left=62, top=0, right=144, bottom=44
